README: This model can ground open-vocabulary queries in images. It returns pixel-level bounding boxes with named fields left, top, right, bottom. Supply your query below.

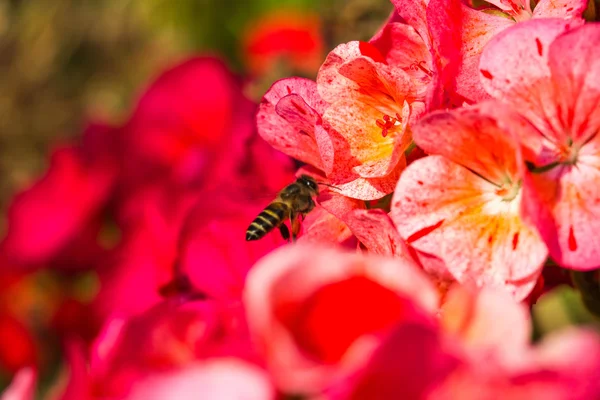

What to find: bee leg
left=290, top=211, right=301, bottom=242
left=279, top=224, right=291, bottom=242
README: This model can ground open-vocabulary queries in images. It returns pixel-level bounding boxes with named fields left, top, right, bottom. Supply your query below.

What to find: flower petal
left=390, top=0, right=430, bottom=45
left=1, top=367, right=36, bottom=400
left=127, top=359, right=275, bottom=400
left=392, top=156, right=547, bottom=298
left=440, top=286, right=531, bottom=360
left=452, top=4, right=514, bottom=102
left=479, top=18, right=583, bottom=140
left=330, top=156, right=407, bottom=201
left=522, top=155, right=600, bottom=270
left=344, top=209, right=412, bottom=258
left=299, top=205, right=356, bottom=246
left=244, top=244, right=438, bottom=393
left=257, top=77, right=327, bottom=169
left=547, top=23, right=600, bottom=144
left=346, top=322, right=461, bottom=400
left=533, top=0, right=588, bottom=18
left=369, top=22, right=433, bottom=91
left=323, top=99, right=410, bottom=179
left=412, top=102, right=522, bottom=185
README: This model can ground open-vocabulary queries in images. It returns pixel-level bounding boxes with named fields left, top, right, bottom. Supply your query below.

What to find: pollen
left=375, top=113, right=402, bottom=138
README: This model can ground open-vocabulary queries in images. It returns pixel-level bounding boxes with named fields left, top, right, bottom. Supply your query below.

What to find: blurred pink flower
left=178, top=194, right=289, bottom=301
left=88, top=299, right=254, bottom=398
left=93, top=186, right=200, bottom=320
left=1, top=123, right=119, bottom=268
left=123, top=57, right=256, bottom=190
left=1, top=367, right=36, bottom=400
left=126, top=359, right=274, bottom=400
left=339, top=286, right=600, bottom=399
left=243, top=244, right=439, bottom=395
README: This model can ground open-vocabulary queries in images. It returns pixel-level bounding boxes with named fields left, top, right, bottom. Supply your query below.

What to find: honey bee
left=246, top=175, right=320, bottom=242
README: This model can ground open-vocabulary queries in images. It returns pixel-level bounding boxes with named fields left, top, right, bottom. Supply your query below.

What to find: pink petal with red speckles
left=317, top=42, right=374, bottom=104
left=330, top=156, right=407, bottom=201
left=257, top=77, right=327, bottom=169
left=452, top=4, right=514, bottom=102
left=546, top=24, right=600, bottom=145
left=479, top=18, right=583, bottom=140
left=299, top=205, right=356, bottom=246
left=522, top=156, right=600, bottom=270
left=533, top=0, right=588, bottom=18
left=323, top=99, right=411, bottom=179
left=369, top=22, right=433, bottom=92
left=390, top=0, right=430, bottom=45
left=412, top=102, right=522, bottom=185
left=391, top=156, right=547, bottom=299
left=344, top=209, right=411, bottom=258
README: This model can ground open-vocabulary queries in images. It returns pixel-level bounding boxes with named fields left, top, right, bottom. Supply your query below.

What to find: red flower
left=242, top=9, right=324, bottom=76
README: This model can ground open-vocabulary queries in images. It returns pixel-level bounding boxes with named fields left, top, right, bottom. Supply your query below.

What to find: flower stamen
left=409, top=61, right=433, bottom=77
left=376, top=113, right=402, bottom=137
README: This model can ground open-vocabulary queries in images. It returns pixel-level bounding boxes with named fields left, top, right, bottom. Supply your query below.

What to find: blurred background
left=0, top=0, right=394, bottom=215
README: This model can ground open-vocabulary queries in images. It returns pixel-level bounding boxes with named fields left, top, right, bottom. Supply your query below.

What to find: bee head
left=298, top=174, right=319, bottom=195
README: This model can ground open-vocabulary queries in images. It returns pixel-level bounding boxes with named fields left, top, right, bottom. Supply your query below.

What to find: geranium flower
left=479, top=19, right=600, bottom=269
left=428, top=0, right=587, bottom=102
left=243, top=244, right=439, bottom=395
left=177, top=193, right=289, bottom=302
left=1, top=123, right=118, bottom=268
left=123, top=56, right=255, bottom=189
left=93, top=186, right=200, bottom=320
left=88, top=299, right=253, bottom=398
left=391, top=102, right=548, bottom=299
left=241, top=9, right=324, bottom=77
left=342, top=286, right=600, bottom=399
left=257, top=11, right=456, bottom=200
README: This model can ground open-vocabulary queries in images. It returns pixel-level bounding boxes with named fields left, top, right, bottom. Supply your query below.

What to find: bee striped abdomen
left=246, top=202, right=290, bottom=241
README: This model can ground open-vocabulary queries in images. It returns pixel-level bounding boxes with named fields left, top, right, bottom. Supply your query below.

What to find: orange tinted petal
left=413, top=102, right=521, bottom=185
left=392, top=156, right=547, bottom=298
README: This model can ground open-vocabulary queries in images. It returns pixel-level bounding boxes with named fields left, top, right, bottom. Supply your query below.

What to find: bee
left=246, top=175, right=320, bottom=242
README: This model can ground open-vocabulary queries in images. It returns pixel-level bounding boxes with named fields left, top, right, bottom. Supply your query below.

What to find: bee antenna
left=316, top=181, right=340, bottom=191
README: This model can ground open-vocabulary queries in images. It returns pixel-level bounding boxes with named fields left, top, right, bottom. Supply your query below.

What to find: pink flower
left=243, top=244, right=439, bottom=395
left=257, top=17, right=447, bottom=200
left=123, top=57, right=255, bottom=189
left=341, top=286, right=600, bottom=399
left=479, top=20, right=600, bottom=270
left=391, top=102, right=548, bottom=299
left=126, top=359, right=275, bottom=400
left=93, top=186, right=200, bottom=320
left=429, top=0, right=587, bottom=102
left=1, top=123, right=118, bottom=268
left=1, top=367, right=36, bottom=400
left=178, top=193, right=289, bottom=301
left=429, top=329, right=600, bottom=400
left=89, top=299, right=253, bottom=398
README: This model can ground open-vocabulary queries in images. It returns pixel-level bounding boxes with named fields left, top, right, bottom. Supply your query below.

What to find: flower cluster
left=2, top=0, right=600, bottom=399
